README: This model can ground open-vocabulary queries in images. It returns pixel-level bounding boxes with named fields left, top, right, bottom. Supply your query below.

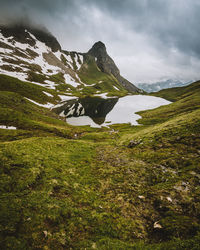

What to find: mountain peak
left=0, top=22, right=141, bottom=94
left=92, top=41, right=106, bottom=49
left=87, top=41, right=140, bottom=93
left=88, top=41, right=107, bottom=57
left=0, top=23, right=61, bottom=52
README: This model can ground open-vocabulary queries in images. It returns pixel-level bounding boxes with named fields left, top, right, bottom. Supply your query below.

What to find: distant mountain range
left=0, top=23, right=140, bottom=99
left=137, top=79, right=193, bottom=93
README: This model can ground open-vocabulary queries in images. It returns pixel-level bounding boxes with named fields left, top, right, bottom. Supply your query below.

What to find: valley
left=0, top=23, right=200, bottom=249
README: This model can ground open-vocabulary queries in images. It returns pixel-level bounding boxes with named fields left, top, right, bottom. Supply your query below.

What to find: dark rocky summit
left=0, top=24, right=61, bottom=52
left=88, top=41, right=140, bottom=93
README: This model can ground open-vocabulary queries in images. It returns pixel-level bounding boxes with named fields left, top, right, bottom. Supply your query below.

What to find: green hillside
left=78, top=54, right=128, bottom=97
left=151, top=80, right=200, bottom=101
left=0, top=76, right=200, bottom=249
left=0, top=75, right=93, bottom=141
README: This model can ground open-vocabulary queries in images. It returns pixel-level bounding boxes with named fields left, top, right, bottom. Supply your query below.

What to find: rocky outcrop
left=0, top=24, right=61, bottom=52
left=87, top=41, right=140, bottom=93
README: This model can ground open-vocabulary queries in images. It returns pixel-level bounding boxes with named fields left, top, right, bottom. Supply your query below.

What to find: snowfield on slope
left=0, top=30, right=83, bottom=91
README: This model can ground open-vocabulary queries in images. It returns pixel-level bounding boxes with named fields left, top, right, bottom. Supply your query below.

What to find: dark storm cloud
left=1, top=0, right=200, bottom=56
left=0, top=0, right=74, bottom=23
left=1, top=0, right=200, bottom=82
left=91, top=0, right=200, bottom=58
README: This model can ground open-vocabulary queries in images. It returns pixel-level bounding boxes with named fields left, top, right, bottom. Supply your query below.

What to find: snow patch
left=0, top=69, right=28, bottom=81
left=64, top=74, right=79, bottom=87
left=0, top=47, right=13, bottom=53
left=25, top=97, right=54, bottom=108
left=54, top=51, right=62, bottom=60
left=113, top=86, right=119, bottom=91
left=94, top=93, right=109, bottom=99
left=65, top=54, right=73, bottom=64
left=43, top=80, right=57, bottom=89
left=26, top=32, right=61, bottom=76
left=74, top=54, right=82, bottom=70
left=14, top=41, right=29, bottom=50
left=79, top=55, right=83, bottom=64
left=43, top=91, right=54, bottom=97
left=58, top=95, right=76, bottom=102
left=0, top=125, right=17, bottom=130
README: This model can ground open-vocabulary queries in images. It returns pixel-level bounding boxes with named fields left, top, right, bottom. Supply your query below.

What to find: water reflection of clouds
left=66, top=95, right=171, bottom=127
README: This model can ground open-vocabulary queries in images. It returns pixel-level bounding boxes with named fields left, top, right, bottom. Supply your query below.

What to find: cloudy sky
left=1, top=0, right=200, bottom=83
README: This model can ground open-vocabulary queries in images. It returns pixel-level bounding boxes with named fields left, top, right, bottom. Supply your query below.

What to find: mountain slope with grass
left=0, top=63, right=200, bottom=250
left=0, top=23, right=140, bottom=98
left=151, top=80, right=200, bottom=101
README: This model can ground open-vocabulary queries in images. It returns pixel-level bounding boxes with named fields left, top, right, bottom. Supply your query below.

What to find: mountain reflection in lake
left=53, top=95, right=171, bottom=127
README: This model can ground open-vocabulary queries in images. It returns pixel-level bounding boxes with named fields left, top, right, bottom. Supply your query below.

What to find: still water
left=53, top=95, right=171, bottom=128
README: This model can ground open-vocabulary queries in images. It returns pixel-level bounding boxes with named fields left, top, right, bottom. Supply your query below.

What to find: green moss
left=0, top=79, right=200, bottom=248
left=0, top=74, right=58, bottom=104
left=27, top=71, right=46, bottom=83
left=48, top=72, right=65, bottom=84
left=60, top=54, right=68, bottom=66
left=27, top=64, right=42, bottom=73
left=76, top=55, right=128, bottom=96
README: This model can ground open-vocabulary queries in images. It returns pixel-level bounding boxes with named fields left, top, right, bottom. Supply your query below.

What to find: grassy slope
left=0, top=78, right=200, bottom=249
left=0, top=74, right=58, bottom=104
left=151, top=80, right=200, bottom=101
left=0, top=75, right=95, bottom=140
left=78, top=55, right=128, bottom=97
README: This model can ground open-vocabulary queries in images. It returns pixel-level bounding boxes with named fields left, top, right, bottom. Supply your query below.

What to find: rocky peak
left=0, top=23, right=61, bottom=52
left=88, top=41, right=107, bottom=57
left=87, top=41, right=141, bottom=93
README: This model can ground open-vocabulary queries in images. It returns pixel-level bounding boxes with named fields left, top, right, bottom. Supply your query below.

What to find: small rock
left=127, top=139, right=142, bottom=148
left=43, top=231, right=48, bottom=238
left=109, top=129, right=119, bottom=135
left=166, top=197, right=172, bottom=202
left=182, top=181, right=188, bottom=186
left=51, top=179, right=58, bottom=184
left=92, top=243, right=97, bottom=249
left=138, top=195, right=145, bottom=199
left=154, top=221, right=162, bottom=229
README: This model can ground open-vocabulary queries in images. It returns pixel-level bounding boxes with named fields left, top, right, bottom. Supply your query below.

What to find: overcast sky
left=1, top=0, right=200, bottom=83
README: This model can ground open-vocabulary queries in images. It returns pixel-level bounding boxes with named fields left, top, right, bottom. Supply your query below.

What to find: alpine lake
left=53, top=95, right=171, bottom=128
